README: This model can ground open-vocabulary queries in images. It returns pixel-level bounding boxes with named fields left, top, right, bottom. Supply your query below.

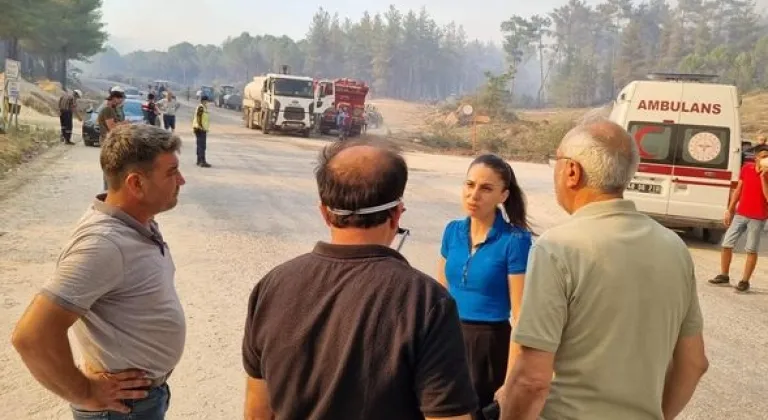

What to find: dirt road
left=1, top=103, right=767, bottom=419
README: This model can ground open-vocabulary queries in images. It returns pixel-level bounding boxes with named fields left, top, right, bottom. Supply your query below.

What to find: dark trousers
left=461, top=321, right=511, bottom=419
left=194, top=129, right=207, bottom=163
left=163, top=115, right=176, bottom=131
left=60, top=111, right=73, bottom=142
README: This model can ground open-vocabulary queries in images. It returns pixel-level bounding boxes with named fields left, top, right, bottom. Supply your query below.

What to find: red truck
left=313, top=78, right=369, bottom=136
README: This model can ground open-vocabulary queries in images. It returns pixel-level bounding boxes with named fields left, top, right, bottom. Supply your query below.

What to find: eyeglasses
left=395, top=227, right=410, bottom=252
left=547, top=153, right=576, bottom=168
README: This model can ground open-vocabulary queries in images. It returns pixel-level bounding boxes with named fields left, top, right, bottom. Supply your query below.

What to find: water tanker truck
left=242, top=73, right=315, bottom=137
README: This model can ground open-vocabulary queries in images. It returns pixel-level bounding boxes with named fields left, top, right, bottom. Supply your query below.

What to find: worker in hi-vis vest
left=192, top=95, right=212, bottom=167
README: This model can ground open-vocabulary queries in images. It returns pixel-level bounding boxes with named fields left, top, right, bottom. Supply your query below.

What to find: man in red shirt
left=710, top=144, right=768, bottom=292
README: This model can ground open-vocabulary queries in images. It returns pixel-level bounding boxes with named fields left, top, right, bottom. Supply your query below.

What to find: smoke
left=512, top=58, right=544, bottom=100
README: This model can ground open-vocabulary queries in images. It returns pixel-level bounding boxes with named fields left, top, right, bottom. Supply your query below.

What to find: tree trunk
left=7, top=38, right=19, bottom=60
left=44, top=55, right=55, bottom=80
left=60, top=54, right=68, bottom=90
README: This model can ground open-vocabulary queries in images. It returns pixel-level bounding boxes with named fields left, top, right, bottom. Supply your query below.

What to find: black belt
left=148, top=369, right=173, bottom=388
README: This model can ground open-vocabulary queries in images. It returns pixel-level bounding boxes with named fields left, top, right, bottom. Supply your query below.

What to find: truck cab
left=198, top=85, right=215, bottom=100
left=609, top=72, right=744, bottom=243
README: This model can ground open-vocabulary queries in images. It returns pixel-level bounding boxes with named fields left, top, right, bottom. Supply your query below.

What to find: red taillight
left=663, top=119, right=674, bottom=124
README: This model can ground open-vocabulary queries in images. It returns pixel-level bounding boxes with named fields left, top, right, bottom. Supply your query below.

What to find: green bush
left=418, top=118, right=577, bottom=163
left=0, top=127, right=60, bottom=176
left=419, top=122, right=472, bottom=149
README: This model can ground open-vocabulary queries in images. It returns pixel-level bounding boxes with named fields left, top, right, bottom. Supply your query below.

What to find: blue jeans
left=71, top=383, right=170, bottom=420
left=163, top=115, right=176, bottom=131
left=722, top=214, right=767, bottom=253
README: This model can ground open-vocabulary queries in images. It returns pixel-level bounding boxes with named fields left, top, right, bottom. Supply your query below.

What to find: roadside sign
left=5, top=59, right=20, bottom=80
left=7, top=81, right=20, bottom=101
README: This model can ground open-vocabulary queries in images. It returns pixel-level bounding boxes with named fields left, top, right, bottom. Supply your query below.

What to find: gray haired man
left=12, top=124, right=187, bottom=420
left=499, top=119, right=708, bottom=420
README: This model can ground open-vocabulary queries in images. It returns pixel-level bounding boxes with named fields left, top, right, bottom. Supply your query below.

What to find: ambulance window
left=676, top=126, right=730, bottom=170
left=627, top=122, right=674, bottom=164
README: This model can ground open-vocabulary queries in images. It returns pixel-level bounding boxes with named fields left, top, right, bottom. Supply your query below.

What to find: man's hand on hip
left=76, top=369, right=152, bottom=414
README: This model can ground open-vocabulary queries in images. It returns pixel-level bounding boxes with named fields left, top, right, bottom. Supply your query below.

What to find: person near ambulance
left=192, top=95, right=212, bottom=168
left=58, top=89, right=82, bottom=145
left=709, top=144, right=768, bottom=292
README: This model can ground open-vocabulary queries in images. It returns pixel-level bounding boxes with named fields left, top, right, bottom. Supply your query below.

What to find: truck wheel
left=245, top=110, right=253, bottom=129
left=301, top=129, right=311, bottom=138
left=262, top=111, right=271, bottom=134
left=703, top=228, right=724, bottom=245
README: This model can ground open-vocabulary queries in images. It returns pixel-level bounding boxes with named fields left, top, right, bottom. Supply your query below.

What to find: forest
left=84, top=6, right=508, bottom=102
left=4, top=1, right=768, bottom=108
left=0, top=0, right=107, bottom=89
left=506, top=0, right=768, bottom=107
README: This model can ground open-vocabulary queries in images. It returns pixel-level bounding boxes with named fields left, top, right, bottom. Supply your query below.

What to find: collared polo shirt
left=441, top=209, right=533, bottom=322
left=242, top=242, right=478, bottom=419
left=512, top=199, right=704, bottom=420
left=41, top=194, right=186, bottom=380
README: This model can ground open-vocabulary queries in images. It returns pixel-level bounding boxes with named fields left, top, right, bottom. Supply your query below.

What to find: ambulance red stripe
left=672, top=179, right=733, bottom=188
left=637, top=163, right=731, bottom=180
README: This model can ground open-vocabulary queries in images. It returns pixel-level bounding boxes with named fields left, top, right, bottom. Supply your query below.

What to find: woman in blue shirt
left=437, top=153, right=533, bottom=415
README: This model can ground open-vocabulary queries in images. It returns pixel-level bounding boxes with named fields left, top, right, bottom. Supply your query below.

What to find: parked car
left=82, top=99, right=146, bottom=147
left=123, top=87, right=142, bottom=100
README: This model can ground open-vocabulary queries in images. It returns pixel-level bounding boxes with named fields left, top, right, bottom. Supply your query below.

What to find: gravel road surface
left=1, top=103, right=767, bottom=419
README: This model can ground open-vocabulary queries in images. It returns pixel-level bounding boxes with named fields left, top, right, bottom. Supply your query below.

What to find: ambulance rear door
left=623, top=81, right=685, bottom=217
left=665, top=83, right=738, bottom=224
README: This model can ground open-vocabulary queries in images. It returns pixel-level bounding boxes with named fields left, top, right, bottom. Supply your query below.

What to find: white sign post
left=0, top=73, right=5, bottom=131
left=461, top=104, right=477, bottom=152
left=5, top=59, right=20, bottom=80
left=3, top=59, right=21, bottom=130
left=6, top=80, right=21, bottom=129
left=7, top=80, right=20, bottom=101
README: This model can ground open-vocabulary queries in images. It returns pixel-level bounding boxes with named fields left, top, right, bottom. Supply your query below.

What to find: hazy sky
left=101, top=0, right=602, bottom=53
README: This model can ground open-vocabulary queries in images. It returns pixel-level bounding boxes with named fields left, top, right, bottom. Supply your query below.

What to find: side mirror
left=317, top=101, right=323, bottom=108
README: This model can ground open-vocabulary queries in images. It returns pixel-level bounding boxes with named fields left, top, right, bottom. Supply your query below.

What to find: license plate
left=628, top=182, right=662, bottom=194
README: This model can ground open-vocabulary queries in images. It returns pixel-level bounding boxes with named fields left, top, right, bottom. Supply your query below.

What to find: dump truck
left=313, top=78, right=369, bottom=136
left=242, top=73, right=315, bottom=137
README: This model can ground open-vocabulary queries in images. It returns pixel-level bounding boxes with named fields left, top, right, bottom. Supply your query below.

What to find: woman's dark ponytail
left=502, top=161, right=531, bottom=231
left=469, top=154, right=531, bottom=231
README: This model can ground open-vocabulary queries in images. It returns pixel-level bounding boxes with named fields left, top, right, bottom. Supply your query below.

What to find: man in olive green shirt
left=97, top=88, right=126, bottom=190
left=500, top=119, right=708, bottom=420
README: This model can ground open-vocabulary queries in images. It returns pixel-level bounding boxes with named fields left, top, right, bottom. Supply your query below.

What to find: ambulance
left=609, top=72, right=744, bottom=243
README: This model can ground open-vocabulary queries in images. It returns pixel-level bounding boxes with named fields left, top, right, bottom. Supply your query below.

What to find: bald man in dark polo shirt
left=12, top=124, right=187, bottom=420
left=242, top=139, right=478, bottom=420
